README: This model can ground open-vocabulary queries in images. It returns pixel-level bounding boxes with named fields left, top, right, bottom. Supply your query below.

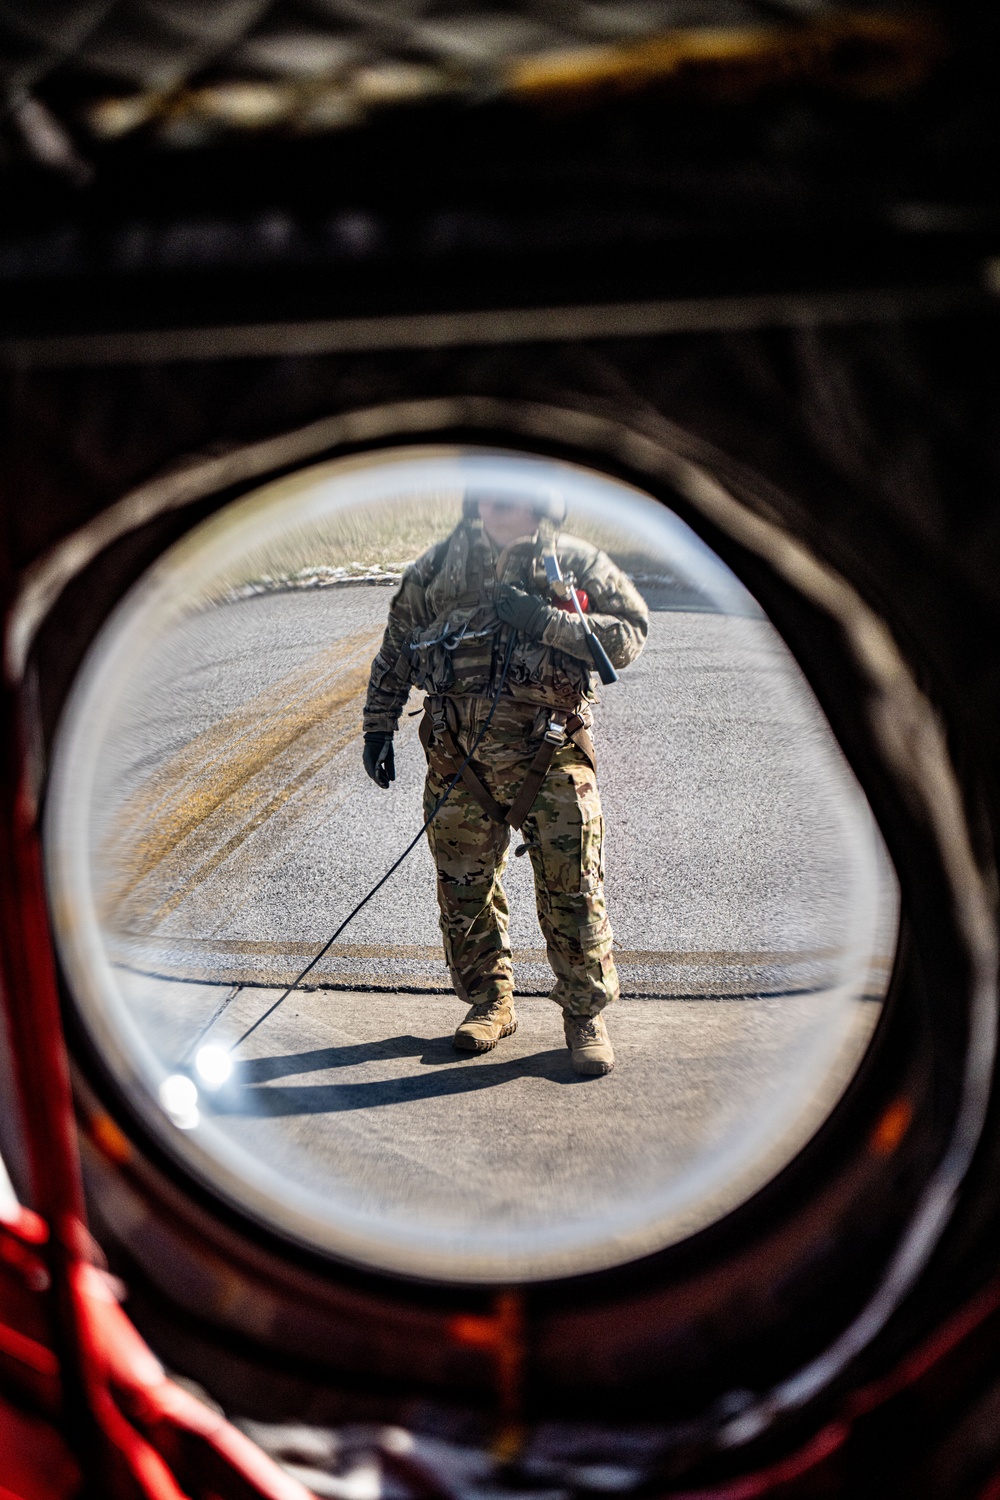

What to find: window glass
left=45, top=447, right=897, bottom=1280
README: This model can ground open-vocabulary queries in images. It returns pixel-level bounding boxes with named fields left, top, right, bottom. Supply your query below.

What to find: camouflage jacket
left=363, top=517, right=649, bottom=735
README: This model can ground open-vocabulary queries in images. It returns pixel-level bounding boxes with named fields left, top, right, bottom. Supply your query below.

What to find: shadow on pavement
left=216, top=1044, right=582, bottom=1116
left=241, top=1035, right=431, bottom=1081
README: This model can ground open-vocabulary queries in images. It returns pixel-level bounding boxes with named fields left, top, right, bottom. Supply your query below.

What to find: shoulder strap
left=416, top=535, right=449, bottom=584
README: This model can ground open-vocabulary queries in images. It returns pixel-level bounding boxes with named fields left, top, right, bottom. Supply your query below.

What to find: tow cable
left=188, top=630, right=518, bottom=1067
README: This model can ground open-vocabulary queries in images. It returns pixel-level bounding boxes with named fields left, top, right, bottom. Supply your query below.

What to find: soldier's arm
left=540, top=551, right=649, bottom=670
left=362, top=549, right=438, bottom=734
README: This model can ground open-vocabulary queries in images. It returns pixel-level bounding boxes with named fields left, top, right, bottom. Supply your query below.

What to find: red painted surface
left=0, top=1395, right=80, bottom=1500
left=0, top=693, right=314, bottom=1499
left=552, top=589, right=589, bottom=613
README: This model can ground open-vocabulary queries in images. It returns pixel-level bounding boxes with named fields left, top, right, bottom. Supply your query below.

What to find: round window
left=45, top=446, right=897, bottom=1281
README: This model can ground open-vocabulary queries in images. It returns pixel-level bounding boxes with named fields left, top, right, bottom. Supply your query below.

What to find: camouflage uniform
left=364, top=506, right=648, bottom=1019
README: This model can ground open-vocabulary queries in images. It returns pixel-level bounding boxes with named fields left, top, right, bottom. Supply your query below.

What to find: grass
left=197, top=491, right=673, bottom=606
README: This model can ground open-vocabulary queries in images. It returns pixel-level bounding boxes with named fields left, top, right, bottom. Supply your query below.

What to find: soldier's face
left=478, top=499, right=540, bottom=547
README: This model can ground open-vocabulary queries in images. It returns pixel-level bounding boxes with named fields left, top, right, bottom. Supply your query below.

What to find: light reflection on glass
left=159, top=1074, right=200, bottom=1130
left=194, top=1045, right=234, bottom=1090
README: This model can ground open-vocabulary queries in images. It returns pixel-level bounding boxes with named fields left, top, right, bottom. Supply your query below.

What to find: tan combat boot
left=564, top=1013, right=615, bottom=1075
left=453, top=998, right=518, bottom=1053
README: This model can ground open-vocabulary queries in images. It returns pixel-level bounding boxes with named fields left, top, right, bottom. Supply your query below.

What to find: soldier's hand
left=363, top=732, right=395, bottom=788
left=495, top=584, right=555, bottom=641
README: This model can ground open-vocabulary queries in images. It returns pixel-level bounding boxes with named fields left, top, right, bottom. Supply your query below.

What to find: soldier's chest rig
left=404, top=519, right=590, bottom=702
left=404, top=519, right=596, bottom=831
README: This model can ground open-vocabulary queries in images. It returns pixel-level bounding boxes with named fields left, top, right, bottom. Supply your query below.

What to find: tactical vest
left=402, top=516, right=593, bottom=709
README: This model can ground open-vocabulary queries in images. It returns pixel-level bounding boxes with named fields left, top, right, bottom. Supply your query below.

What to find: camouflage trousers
left=422, top=698, right=619, bottom=1018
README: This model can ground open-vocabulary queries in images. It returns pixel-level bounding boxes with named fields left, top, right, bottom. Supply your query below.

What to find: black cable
left=212, top=631, right=518, bottom=1057
left=180, top=984, right=241, bottom=1067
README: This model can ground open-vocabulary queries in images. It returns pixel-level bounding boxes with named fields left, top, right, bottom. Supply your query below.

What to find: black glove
left=495, top=584, right=556, bottom=642
left=363, top=732, right=395, bottom=788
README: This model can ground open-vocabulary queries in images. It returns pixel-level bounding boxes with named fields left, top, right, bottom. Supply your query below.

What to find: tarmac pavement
left=116, top=973, right=879, bottom=1281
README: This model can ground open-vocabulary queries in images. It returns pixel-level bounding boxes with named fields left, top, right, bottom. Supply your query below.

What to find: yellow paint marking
left=111, top=936, right=876, bottom=967
left=100, top=626, right=382, bottom=930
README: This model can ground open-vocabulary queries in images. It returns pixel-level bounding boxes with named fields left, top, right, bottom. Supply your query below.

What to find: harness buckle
left=544, top=711, right=568, bottom=746
left=428, top=696, right=449, bottom=735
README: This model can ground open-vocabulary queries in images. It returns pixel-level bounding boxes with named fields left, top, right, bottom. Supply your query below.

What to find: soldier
left=362, top=488, right=648, bottom=1075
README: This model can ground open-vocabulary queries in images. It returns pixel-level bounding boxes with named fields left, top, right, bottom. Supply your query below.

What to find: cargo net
left=1, top=1, right=941, bottom=152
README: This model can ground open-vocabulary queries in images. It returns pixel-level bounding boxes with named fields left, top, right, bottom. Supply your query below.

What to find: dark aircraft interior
left=1, top=2, right=999, bottom=1496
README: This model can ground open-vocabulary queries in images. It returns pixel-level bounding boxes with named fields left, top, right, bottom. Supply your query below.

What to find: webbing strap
left=419, top=713, right=508, bottom=823
left=504, top=720, right=578, bottom=829
left=420, top=708, right=590, bottom=830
